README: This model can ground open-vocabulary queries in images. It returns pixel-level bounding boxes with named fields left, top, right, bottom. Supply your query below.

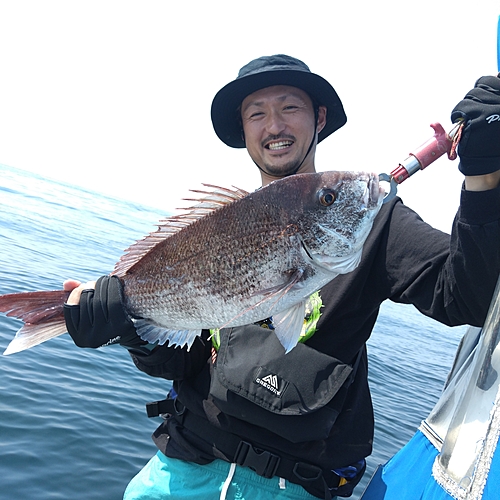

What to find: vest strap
left=234, top=441, right=281, bottom=479
left=146, top=395, right=185, bottom=419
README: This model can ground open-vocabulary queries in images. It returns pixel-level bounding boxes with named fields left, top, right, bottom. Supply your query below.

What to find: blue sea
left=0, top=164, right=465, bottom=499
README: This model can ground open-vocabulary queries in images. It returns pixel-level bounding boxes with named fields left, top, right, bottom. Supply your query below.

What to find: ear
left=316, top=106, right=327, bottom=134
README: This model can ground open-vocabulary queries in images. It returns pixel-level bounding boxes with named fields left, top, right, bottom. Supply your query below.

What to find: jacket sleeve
left=386, top=184, right=500, bottom=326
left=128, top=330, right=212, bottom=381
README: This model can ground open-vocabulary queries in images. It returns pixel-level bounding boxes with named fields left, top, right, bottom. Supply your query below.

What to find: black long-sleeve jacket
left=130, top=185, right=500, bottom=490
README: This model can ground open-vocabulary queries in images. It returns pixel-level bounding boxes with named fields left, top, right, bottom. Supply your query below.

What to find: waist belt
left=146, top=396, right=364, bottom=499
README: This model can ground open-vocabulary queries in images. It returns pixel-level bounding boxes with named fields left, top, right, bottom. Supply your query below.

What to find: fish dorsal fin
left=112, top=184, right=249, bottom=277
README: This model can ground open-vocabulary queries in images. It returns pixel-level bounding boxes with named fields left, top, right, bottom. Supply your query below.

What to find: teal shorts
left=123, top=451, right=325, bottom=500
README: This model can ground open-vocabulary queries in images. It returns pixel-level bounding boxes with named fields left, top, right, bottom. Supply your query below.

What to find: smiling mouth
left=266, top=140, right=294, bottom=151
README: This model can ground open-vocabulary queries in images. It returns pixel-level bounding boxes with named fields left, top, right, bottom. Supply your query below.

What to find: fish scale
left=115, top=171, right=384, bottom=351
left=0, top=170, right=385, bottom=355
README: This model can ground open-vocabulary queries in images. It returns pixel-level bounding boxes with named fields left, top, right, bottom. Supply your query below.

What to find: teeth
left=268, top=141, right=292, bottom=150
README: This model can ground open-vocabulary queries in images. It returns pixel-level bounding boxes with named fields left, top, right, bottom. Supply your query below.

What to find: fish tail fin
left=0, top=290, right=69, bottom=355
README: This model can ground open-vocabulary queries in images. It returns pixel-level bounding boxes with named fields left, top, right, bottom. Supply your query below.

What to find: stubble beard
left=261, top=156, right=303, bottom=178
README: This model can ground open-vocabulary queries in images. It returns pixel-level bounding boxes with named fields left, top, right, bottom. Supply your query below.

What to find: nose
left=265, top=109, right=286, bottom=136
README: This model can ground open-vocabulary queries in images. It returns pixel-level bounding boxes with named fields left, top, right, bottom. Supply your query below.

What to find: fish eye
left=319, top=189, right=336, bottom=206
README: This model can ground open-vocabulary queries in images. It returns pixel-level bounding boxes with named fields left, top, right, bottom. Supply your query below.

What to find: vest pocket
left=209, top=324, right=354, bottom=442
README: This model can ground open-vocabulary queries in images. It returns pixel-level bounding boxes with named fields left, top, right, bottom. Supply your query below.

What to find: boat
left=360, top=276, right=500, bottom=499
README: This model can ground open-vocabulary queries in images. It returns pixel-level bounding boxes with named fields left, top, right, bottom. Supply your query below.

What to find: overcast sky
left=0, top=0, right=498, bottom=232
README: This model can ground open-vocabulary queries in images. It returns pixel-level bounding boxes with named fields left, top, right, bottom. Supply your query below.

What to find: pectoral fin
left=273, top=301, right=307, bottom=353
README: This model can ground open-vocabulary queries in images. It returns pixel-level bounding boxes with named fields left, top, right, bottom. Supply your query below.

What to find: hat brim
left=211, top=69, right=347, bottom=148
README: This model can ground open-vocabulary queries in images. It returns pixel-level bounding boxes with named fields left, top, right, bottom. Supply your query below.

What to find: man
left=64, top=55, right=500, bottom=499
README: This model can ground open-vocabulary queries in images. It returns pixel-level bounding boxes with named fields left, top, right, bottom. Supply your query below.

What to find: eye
left=318, top=189, right=336, bottom=206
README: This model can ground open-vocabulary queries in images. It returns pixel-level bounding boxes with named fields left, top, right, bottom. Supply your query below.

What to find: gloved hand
left=451, top=75, right=500, bottom=176
left=64, top=275, right=147, bottom=350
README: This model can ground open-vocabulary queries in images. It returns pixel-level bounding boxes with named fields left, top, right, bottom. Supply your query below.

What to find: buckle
left=234, top=441, right=280, bottom=479
left=146, top=400, right=165, bottom=418
left=145, top=397, right=178, bottom=418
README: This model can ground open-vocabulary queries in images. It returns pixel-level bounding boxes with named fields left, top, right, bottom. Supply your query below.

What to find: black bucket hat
left=211, top=54, right=347, bottom=148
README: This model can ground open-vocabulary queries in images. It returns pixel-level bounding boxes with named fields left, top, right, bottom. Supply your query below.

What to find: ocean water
left=0, top=164, right=464, bottom=499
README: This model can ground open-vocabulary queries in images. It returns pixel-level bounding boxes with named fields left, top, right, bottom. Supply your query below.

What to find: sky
left=0, top=0, right=498, bottom=233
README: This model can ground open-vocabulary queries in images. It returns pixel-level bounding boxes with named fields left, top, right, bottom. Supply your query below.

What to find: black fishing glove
left=64, top=275, right=147, bottom=350
left=451, top=74, right=500, bottom=176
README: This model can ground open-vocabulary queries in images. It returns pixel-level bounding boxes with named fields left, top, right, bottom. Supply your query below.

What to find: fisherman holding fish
left=2, top=55, right=500, bottom=499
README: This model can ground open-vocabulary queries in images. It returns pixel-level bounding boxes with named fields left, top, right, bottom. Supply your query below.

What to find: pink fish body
left=0, top=171, right=384, bottom=355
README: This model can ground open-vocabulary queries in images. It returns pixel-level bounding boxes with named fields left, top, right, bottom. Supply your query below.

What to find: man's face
left=241, top=85, right=326, bottom=179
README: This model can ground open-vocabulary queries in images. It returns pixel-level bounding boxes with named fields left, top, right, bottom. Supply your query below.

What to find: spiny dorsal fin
left=112, top=184, right=249, bottom=277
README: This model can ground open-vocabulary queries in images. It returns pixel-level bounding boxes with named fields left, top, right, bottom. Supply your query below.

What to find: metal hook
left=379, top=173, right=398, bottom=204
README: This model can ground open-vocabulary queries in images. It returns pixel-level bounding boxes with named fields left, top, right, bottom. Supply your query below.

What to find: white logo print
left=255, top=373, right=284, bottom=396
left=486, top=114, right=500, bottom=124
left=261, top=374, right=279, bottom=390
